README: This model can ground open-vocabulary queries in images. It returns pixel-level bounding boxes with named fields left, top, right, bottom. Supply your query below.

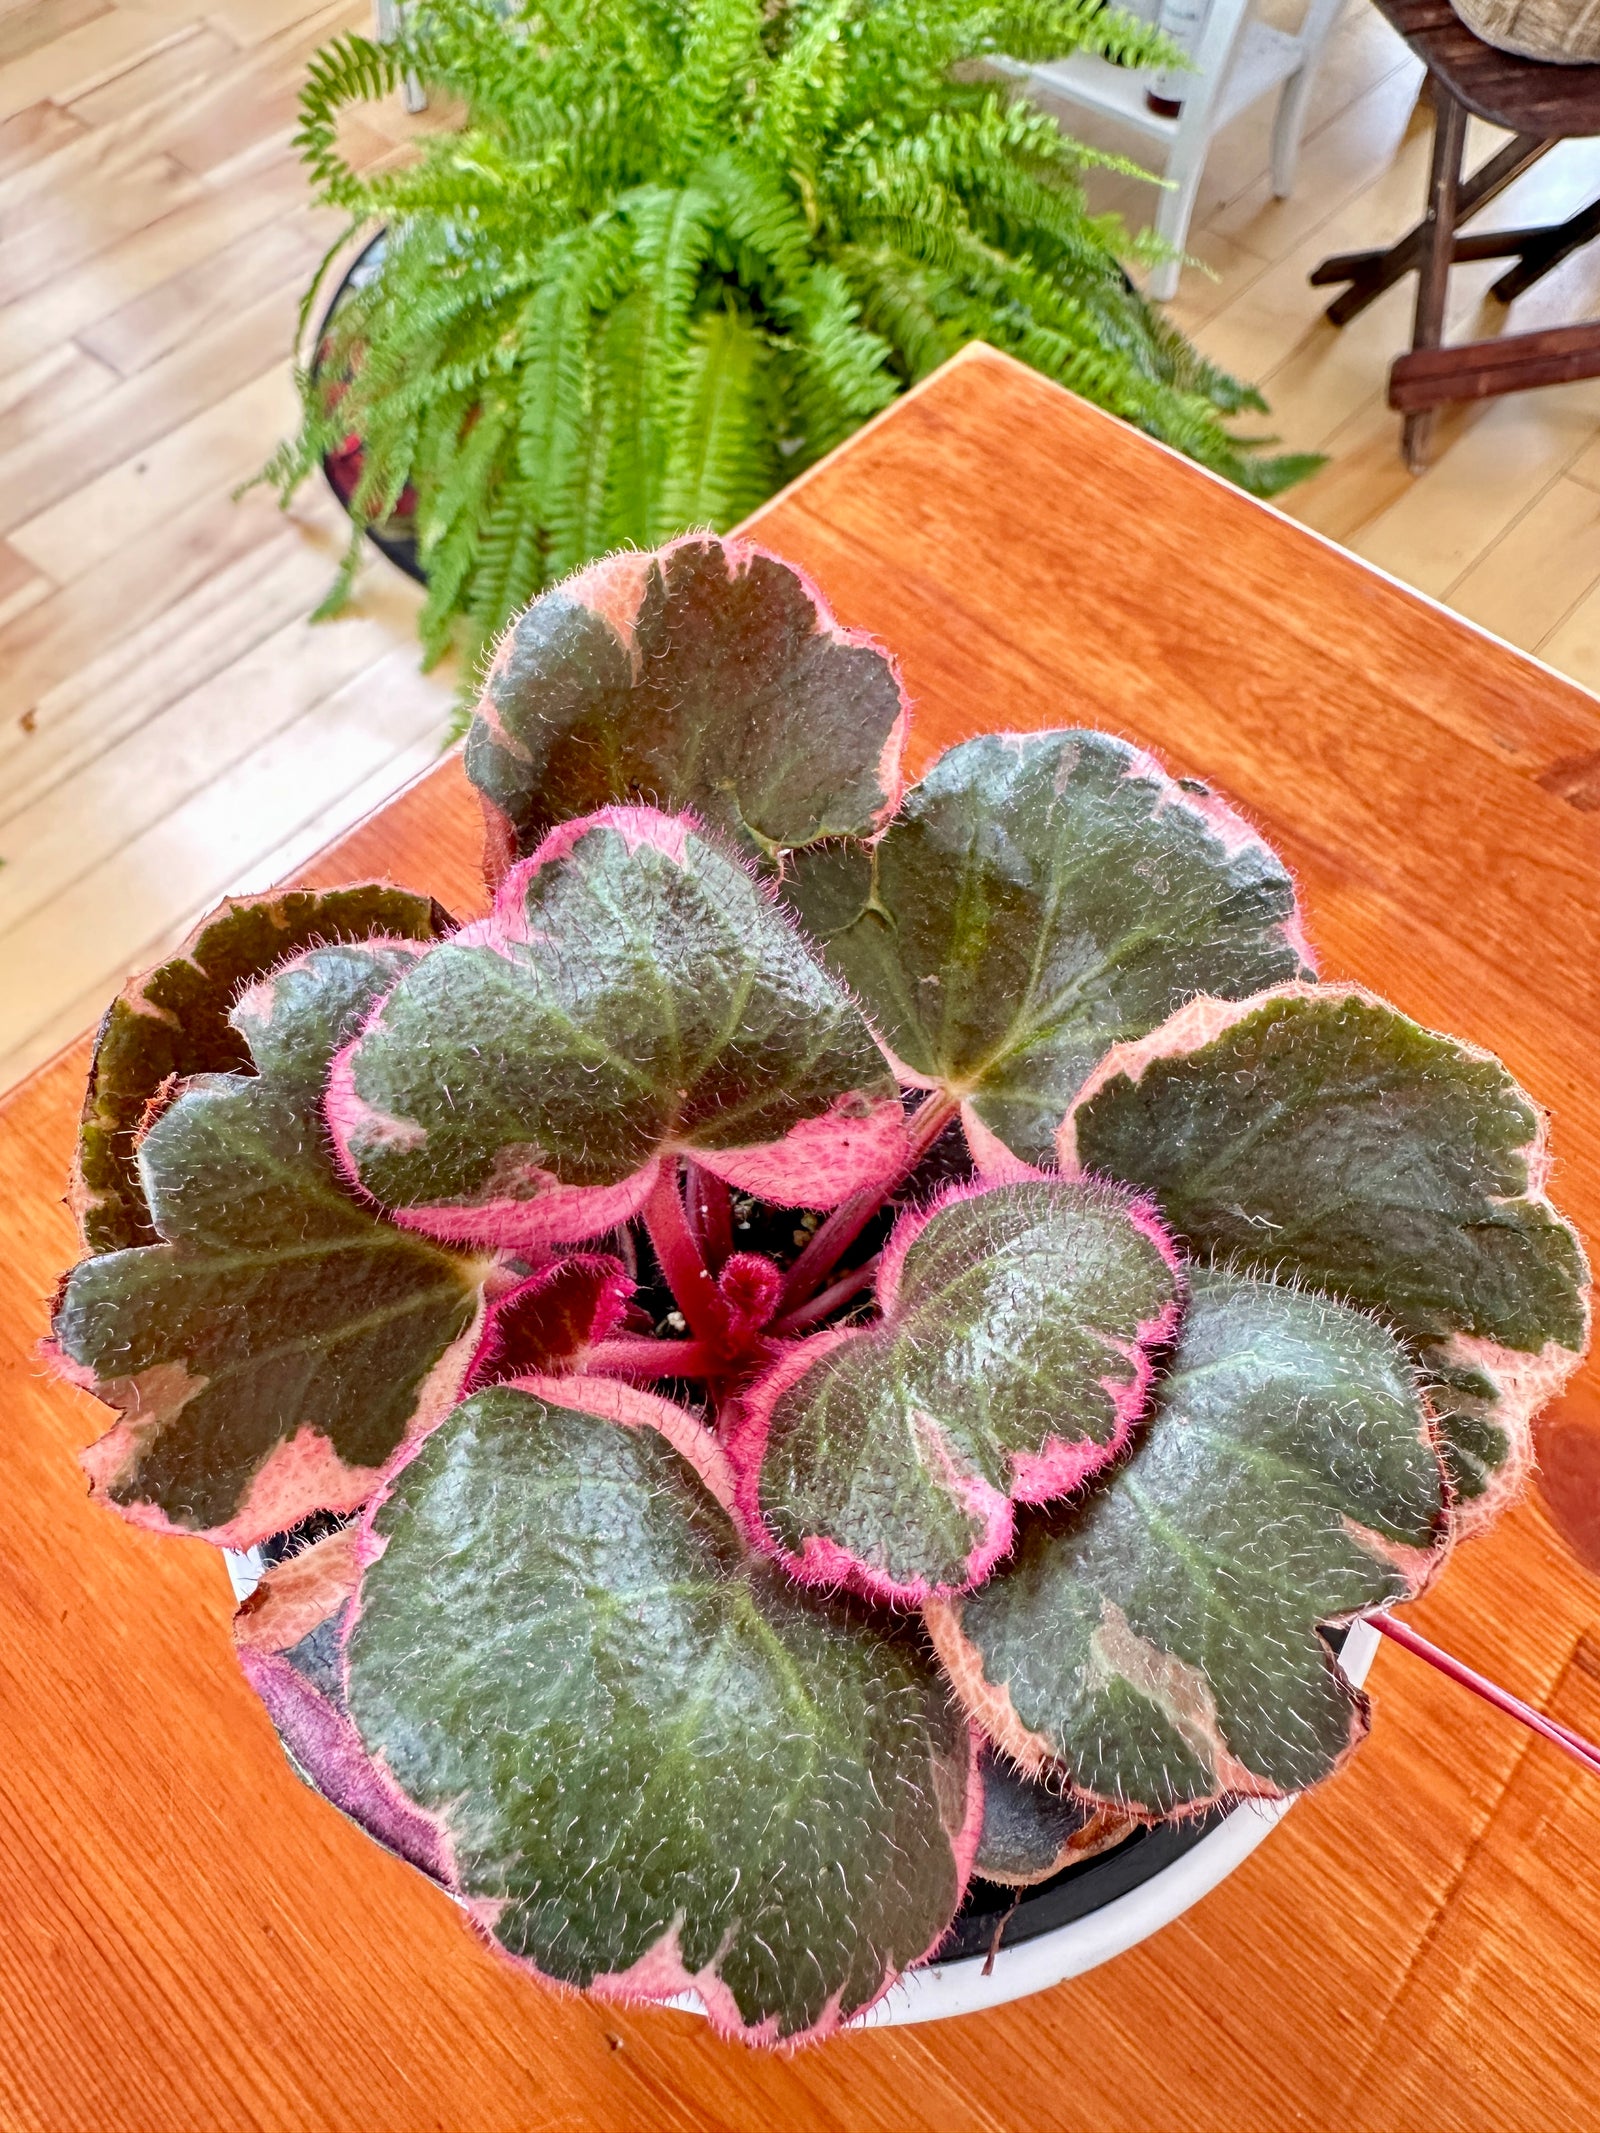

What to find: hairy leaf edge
left=326, top=806, right=911, bottom=1246
left=725, top=1178, right=1184, bottom=1607
left=236, top=1377, right=984, bottom=2048
left=1054, top=977, right=1593, bottom=1522
left=471, top=533, right=912, bottom=887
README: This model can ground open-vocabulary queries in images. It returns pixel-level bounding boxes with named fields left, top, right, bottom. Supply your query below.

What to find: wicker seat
left=1310, top=0, right=1600, bottom=467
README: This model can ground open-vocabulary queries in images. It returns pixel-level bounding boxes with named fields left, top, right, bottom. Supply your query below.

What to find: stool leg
left=1402, top=83, right=1467, bottom=473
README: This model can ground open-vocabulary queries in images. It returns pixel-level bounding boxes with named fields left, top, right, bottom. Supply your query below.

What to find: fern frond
left=295, top=34, right=404, bottom=209
left=658, top=305, right=779, bottom=531
left=265, top=0, right=1312, bottom=674
left=668, top=0, right=765, bottom=164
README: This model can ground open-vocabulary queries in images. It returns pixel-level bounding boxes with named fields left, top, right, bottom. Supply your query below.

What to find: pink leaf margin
left=326, top=805, right=912, bottom=1251
left=1110, top=738, right=1319, bottom=981
left=1055, top=978, right=1593, bottom=1535
left=855, top=729, right=1317, bottom=1146
left=50, top=1280, right=488, bottom=1556
left=725, top=1178, right=1185, bottom=1609
left=472, top=534, right=913, bottom=892
left=921, top=1591, right=1351, bottom=1824
left=233, top=1374, right=983, bottom=2050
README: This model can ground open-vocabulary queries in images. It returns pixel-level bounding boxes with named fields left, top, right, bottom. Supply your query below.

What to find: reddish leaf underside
left=460, top=1256, right=635, bottom=1393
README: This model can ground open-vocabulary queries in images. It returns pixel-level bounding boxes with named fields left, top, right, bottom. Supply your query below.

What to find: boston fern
left=264, top=0, right=1315, bottom=670
left=53, top=539, right=1588, bottom=2046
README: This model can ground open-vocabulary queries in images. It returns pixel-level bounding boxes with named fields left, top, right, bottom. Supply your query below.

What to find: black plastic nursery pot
left=317, top=233, right=427, bottom=587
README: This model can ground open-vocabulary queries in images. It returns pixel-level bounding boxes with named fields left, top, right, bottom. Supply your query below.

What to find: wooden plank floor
left=3, top=0, right=1597, bottom=1095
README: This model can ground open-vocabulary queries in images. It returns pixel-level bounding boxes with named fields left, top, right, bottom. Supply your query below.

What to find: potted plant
left=51, top=537, right=1590, bottom=2047
left=260, top=0, right=1317, bottom=677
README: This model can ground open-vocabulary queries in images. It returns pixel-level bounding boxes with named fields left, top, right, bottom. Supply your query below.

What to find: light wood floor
left=2, top=0, right=1596, bottom=1094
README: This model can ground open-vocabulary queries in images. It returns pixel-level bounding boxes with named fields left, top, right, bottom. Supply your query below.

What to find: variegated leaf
left=466, top=535, right=909, bottom=872
left=784, top=730, right=1311, bottom=1168
left=730, top=1179, right=1181, bottom=1603
left=329, top=807, right=908, bottom=1250
left=52, top=941, right=485, bottom=1549
left=927, top=1270, right=1447, bottom=1817
left=1061, top=985, right=1591, bottom=1527
left=73, top=884, right=451, bottom=1254
left=238, top=1377, right=979, bottom=2047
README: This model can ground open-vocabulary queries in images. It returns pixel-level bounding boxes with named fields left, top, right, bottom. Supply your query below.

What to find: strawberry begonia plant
left=53, top=537, right=1590, bottom=2047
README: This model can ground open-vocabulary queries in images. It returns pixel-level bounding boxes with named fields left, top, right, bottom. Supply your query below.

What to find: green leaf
left=1062, top=985, right=1592, bottom=1524
left=972, top=1743, right=1135, bottom=1887
left=464, top=534, right=909, bottom=868
left=784, top=730, right=1311, bottom=1169
left=731, top=1179, right=1181, bottom=1603
left=653, top=306, right=780, bottom=539
left=328, top=807, right=908, bottom=1249
left=927, top=1270, right=1446, bottom=1817
left=72, top=884, right=452, bottom=1255
left=53, top=942, right=484, bottom=1549
left=284, top=1381, right=978, bottom=2045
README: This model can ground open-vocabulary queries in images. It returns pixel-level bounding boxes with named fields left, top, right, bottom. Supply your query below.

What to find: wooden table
left=5, top=344, right=1600, bottom=2133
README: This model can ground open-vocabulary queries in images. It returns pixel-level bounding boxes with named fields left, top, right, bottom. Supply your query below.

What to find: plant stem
left=643, top=1163, right=732, bottom=1351
left=777, top=1091, right=959, bottom=1314
left=770, top=1252, right=882, bottom=1336
left=686, top=1160, right=734, bottom=1272
left=1371, top=1610, right=1600, bottom=1780
left=585, top=1337, right=716, bottom=1380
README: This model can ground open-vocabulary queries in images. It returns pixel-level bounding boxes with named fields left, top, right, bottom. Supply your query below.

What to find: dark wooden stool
left=1309, top=0, right=1600, bottom=469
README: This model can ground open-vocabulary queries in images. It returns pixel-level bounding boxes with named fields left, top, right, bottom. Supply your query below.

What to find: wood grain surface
left=4, top=344, right=1599, bottom=2133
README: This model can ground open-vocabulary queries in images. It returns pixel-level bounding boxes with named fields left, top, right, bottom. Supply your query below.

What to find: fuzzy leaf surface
left=53, top=942, right=482, bottom=1548
left=73, top=884, right=450, bottom=1254
left=1064, top=986, right=1591, bottom=1513
left=460, top=1255, right=634, bottom=1393
left=734, top=1180, right=1180, bottom=1603
left=927, top=1270, right=1445, bottom=1817
left=330, top=808, right=906, bottom=1249
left=784, top=731, right=1310, bottom=1166
left=340, top=1387, right=976, bottom=2045
left=466, top=535, right=907, bottom=868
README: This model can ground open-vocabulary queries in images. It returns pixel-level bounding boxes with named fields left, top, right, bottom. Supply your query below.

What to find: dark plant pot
left=224, top=1530, right=1374, bottom=2027
left=313, top=230, right=1144, bottom=592
left=316, top=231, right=427, bottom=587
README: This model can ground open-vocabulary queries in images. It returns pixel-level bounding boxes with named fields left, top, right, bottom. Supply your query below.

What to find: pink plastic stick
left=1372, top=1610, right=1600, bottom=1780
